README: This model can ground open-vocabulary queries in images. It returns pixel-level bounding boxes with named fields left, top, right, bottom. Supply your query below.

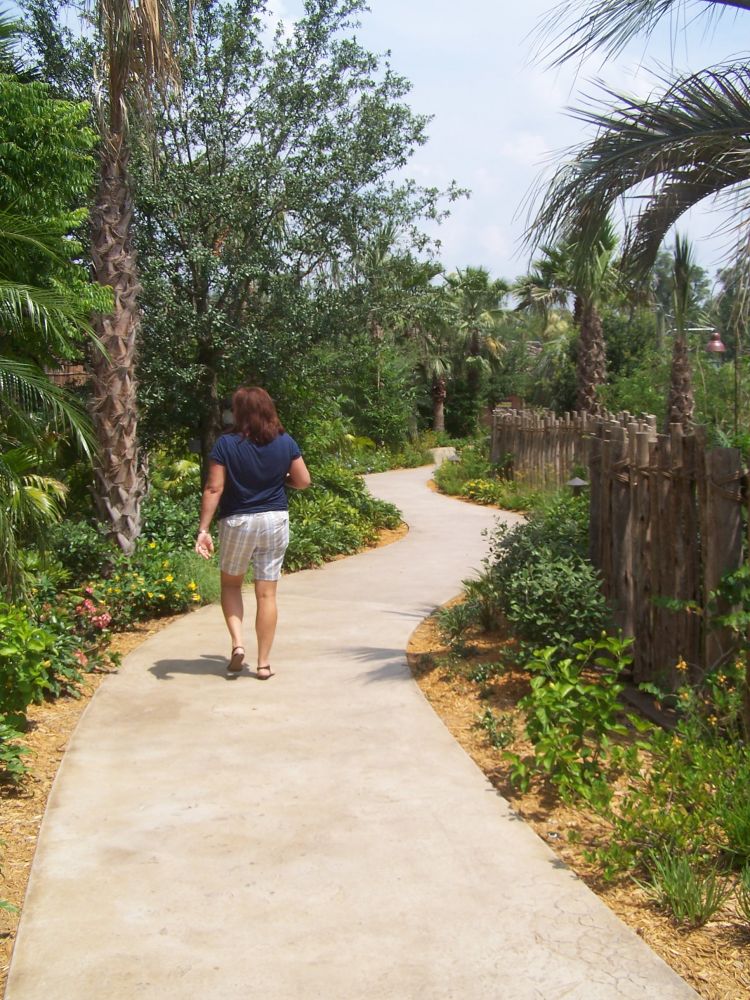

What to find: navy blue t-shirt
left=209, top=432, right=302, bottom=519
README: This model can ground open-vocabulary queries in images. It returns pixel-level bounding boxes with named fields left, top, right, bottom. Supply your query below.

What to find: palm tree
left=516, top=221, right=621, bottom=414
left=88, top=0, right=178, bottom=553
left=531, top=1, right=750, bottom=278
left=444, top=267, right=507, bottom=415
left=666, top=233, right=701, bottom=427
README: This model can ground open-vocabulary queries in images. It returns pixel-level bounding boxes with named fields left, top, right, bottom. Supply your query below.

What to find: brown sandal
left=257, top=665, right=274, bottom=680
left=227, top=647, right=245, bottom=675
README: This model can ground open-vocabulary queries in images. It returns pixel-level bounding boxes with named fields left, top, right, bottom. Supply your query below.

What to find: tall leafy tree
left=132, top=0, right=448, bottom=462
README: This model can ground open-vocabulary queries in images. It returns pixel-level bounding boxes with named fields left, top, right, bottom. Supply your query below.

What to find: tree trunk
left=89, top=137, right=143, bottom=554
left=576, top=298, right=606, bottom=415
left=666, top=331, right=694, bottom=429
left=432, top=374, right=447, bottom=433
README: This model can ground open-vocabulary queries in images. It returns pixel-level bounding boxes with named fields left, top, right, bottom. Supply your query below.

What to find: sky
left=271, top=0, right=749, bottom=283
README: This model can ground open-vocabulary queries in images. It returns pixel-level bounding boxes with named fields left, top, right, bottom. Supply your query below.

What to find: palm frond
left=0, top=8, right=26, bottom=76
left=529, top=63, right=750, bottom=270
left=536, top=0, right=750, bottom=68
left=0, top=357, right=96, bottom=458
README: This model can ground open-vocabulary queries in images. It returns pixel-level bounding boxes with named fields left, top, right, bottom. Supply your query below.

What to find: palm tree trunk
left=89, top=137, right=143, bottom=554
left=432, top=374, right=447, bottom=433
left=576, top=298, right=606, bottom=415
left=667, top=331, right=694, bottom=428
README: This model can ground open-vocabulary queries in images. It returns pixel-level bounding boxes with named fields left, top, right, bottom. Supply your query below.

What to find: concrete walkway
left=6, top=466, right=697, bottom=1000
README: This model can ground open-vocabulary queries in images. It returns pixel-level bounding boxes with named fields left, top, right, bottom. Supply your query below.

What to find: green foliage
left=467, top=660, right=506, bottom=684
left=48, top=519, right=114, bottom=583
left=437, top=602, right=476, bottom=655
left=0, top=604, right=54, bottom=727
left=90, top=542, right=206, bottom=627
left=505, top=636, right=631, bottom=806
left=475, top=707, right=515, bottom=749
left=433, top=440, right=550, bottom=511
left=0, top=719, right=30, bottom=784
left=485, top=493, right=608, bottom=649
left=141, top=491, right=200, bottom=546
left=501, top=555, right=609, bottom=649
left=736, top=866, right=750, bottom=926
left=636, top=852, right=732, bottom=928
left=285, top=470, right=400, bottom=572
left=433, top=440, right=492, bottom=493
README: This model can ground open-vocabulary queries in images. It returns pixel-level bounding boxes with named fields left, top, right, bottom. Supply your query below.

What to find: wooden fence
left=491, top=408, right=748, bottom=688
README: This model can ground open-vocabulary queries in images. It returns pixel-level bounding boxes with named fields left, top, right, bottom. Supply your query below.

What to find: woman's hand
left=195, top=530, right=214, bottom=559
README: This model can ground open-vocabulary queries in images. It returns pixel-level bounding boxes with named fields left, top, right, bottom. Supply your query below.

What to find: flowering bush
left=90, top=541, right=203, bottom=627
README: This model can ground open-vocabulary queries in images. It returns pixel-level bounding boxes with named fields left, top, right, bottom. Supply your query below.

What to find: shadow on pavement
left=149, top=655, right=227, bottom=680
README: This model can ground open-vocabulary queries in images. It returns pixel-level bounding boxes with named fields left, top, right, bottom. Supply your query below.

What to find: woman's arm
left=286, top=455, right=311, bottom=490
left=195, top=461, right=226, bottom=558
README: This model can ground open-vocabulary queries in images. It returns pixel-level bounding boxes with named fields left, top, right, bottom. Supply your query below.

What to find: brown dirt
left=407, top=609, right=750, bottom=1000
left=0, top=522, right=409, bottom=990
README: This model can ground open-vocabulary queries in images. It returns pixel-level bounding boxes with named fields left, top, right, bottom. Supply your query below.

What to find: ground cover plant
left=433, top=439, right=544, bottom=511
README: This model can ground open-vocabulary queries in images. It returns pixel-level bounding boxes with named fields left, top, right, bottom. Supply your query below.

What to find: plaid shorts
left=218, top=510, right=290, bottom=579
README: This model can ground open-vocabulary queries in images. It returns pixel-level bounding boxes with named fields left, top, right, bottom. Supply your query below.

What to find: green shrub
left=433, top=440, right=492, bottom=495
left=0, top=604, right=55, bottom=727
left=90, top=541, right=205, bottom=627
left=500, top=555, right=610, bottom=648
left=483, top=492, right=606, bottom=649
left=283, top=461, right=401, bottom=571
left=141, top=491, right=199, bottom=545
left=505, top=636, right=632, bottom=807
left=48, top=520, right=114, bottom=583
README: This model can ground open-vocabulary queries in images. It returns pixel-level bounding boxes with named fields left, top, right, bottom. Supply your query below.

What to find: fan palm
left=531, top=1, right=750, bottom=277
left=88, top=0, right=178, bottom=553
left=444, top=267, right=508, bottom=413
left=516, top=221, right=621, bottom=414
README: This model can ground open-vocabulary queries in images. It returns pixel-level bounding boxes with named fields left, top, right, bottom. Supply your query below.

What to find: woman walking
left=195, top=387, right=311, bottom=677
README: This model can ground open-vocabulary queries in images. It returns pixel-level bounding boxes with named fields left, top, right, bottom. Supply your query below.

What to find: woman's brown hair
left=231, top=386, right=285, bottom=445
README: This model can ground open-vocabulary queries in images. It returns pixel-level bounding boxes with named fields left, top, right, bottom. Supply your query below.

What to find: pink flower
left=74, top=649, right=89, bottom=667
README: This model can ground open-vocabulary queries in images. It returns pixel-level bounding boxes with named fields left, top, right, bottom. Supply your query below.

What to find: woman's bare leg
left=220, top=571, right=246, bottom=653
left=254, top=579, right=278, bottom=670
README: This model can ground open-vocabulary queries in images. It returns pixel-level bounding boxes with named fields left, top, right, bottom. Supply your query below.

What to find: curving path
left=6, top=466, right=697, bottom=1000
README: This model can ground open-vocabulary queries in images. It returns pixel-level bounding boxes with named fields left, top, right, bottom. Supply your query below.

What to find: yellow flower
left=675, top=658, right=688, bottom=672
left=148, top=541, right=156, bottom=549
left=158, top=594, right=165, bottom=600
left=673, top=736, right=682, bottom=747
left=716, top=673, right=727, bottom=685
left=679, top=691, right=690, bottom=702
left=164, top=574, right=174, bottom=583
left=147, top=592, right=153, bottom=599
left=708, top=715, right=718, bottom=726
left=187, top=581, right=197, bottom=591
left=191, top=594, right=201, bottom=602
left=162, top=561, right=170, bottom=569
